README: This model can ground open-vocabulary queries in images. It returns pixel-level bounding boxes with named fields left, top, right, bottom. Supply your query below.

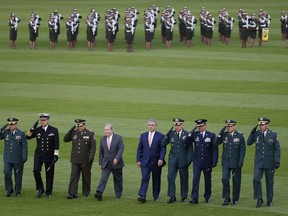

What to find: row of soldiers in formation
left=8, top=5, right=288, bottom=50
left=0, top=114, right=281, bottom=208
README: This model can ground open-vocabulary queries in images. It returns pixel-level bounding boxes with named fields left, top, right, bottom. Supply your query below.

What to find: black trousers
left=33, top=159, right=55, bottom=195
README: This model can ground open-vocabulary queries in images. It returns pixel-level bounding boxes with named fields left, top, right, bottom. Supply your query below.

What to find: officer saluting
left=161, top=118, right=193, bottom=203
left=215, top=120, right=246, bottom=205
left=26, top=113, right=59, bottom=198
left=188, top=119, right=218, bottom=204
left=247, top=117, right=281, bottom=207
left=0, top=118, right=28, bottom=197
left=64, top=119, right=96, bottom=199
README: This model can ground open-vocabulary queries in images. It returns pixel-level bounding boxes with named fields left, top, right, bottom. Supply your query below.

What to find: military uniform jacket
left=64, top=128, right=96, bottom=164
left=188, top=131, right=218, bottom=168
left=0, top=129, right=28, bottom=163
left=27, top=125, right=59, bottom=162
left=247, top=129, right=280, bottom=169
left=161, top=129, right=193, bottom=168
left=99, top=133, right=124, bottom=169
left=215, top=130, right=246, bottom=168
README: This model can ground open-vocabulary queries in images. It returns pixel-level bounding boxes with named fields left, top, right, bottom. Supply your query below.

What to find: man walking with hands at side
left=95, top=123, right=124, bottom=201
left=136, top=118, right=166, bottom=203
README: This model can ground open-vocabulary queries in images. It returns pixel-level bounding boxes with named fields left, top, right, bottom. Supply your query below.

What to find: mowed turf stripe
left=1, top=72, right=287, bottom=95
left=1, top=83, right=287, bottom=109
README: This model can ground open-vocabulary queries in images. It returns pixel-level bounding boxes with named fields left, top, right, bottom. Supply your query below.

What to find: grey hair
left=147, top=118, right=157, bottom=125
left=104, top=123, right=113, bottom=130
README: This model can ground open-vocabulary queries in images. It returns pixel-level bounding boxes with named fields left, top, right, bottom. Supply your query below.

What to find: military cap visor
left=173, top=118, right=184, bottom=126
left=7, top=118, right=18, bottom=125
left=75, top=119, right=86, bottom=126
left=258, top=117, right=270, bottom=125
left=195, top=119, right=207, bottom=127
left=225, top=119, right=236, bottom=126
left=38, top=113, right=50, bottom=120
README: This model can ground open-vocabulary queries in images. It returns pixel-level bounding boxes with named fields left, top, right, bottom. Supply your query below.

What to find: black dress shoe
left=137, top=196, right=146, bottom=203
left=167, top=196, right=176, bottom=203
left=5, top=192, right=11, bottom=197
left=189, top=198, right=198, bottom=204
left=15, top=192, right=21, bottom=197
left=66, top=194, right=78, bottom=199
left=180, top=198, right=187, bottom=203
left=46, top=194, right=52, bottom=198
left=267, top=201, right=272, bottom=207
left=36, top=189, right=44, bottom=198
left=232, top=200, right=238, bottom=205
left=94, top=192, right=102, bottom=201
left=222, top=197, right=231, bottom=206
left=205, top=198, right=210, bottom=204
left=256, top=199, right=263, bottom=208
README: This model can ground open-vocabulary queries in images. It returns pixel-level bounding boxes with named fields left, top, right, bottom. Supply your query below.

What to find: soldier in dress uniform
left=188, top=119, right=218, bottom=204
left=26, top=113, right=59, bottom=198
left=247, top=117, right=281, bottom=208
left=64, top=119, right=96, bottom=199
left=9, top=12, right=21, bottom=49
left=215, top=120, right=246, bottom=205
left=0, top=118, right=28, bottom=197
left=161, top=118, right=193, bottom=203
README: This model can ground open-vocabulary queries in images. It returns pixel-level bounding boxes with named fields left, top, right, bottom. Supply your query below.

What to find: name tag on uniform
left=15, top=135, right=22, bottom=140
left=48, top=133, right=55, bottom=136
left=83, top=136, right=89, bottom=139
left=233, top=138, right=240, bottom=143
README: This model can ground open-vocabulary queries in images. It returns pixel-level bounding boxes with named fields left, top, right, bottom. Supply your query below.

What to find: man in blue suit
left=136, top=118, right=166, bottom=203
left=188, top=119, right=218, bottom=204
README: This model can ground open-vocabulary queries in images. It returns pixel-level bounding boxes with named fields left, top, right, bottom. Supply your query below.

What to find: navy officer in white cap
left=26, top=113, right=59, bottom=198
left=247, top=117, right=281, bottom=208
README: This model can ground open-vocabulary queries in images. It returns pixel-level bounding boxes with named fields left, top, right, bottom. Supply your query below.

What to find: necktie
left=262, top=132, right=265, bottom=139
left=148, top=132, right=153, bottom=148
left=11, top=131, right=14, bottom=137
left=177, top=132, right=180, bottom=138
left=107, top=137, right=111, bottom=151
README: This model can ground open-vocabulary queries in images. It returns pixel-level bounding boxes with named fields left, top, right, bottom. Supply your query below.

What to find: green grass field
left=0, top=0, right=288, bottom=215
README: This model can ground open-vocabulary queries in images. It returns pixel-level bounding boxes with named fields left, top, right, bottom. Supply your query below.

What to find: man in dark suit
left=95, top=123, right=124, bottom=201
left=188, top=119, right=218, bottom=204
left=64, top=119, right=96, bottom=199
left=215, top=120, right=246, bottom=205
left=161, top=118, right=193, bottom=203
left=247, top=117, right=281, bottom=207
left=26, top=113, right=59, bottom=198
left=0, top=118, right=28, bottom=197
left=136, top=118, right=166, bottom=203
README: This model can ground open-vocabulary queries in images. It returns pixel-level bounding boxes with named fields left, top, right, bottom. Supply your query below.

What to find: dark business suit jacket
left=136, top=131, right=166, bottom=167
left=99, top=133, right=124, bottom=169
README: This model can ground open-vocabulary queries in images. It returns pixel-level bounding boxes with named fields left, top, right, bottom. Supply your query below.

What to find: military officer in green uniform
left=247, top=117, right=281, bottom=207
left=161, top=118, right=193, bottom=203
left=215, top=120, right=246, bottom=205
left=0, top=118, right=28, bottom=197
left=64, top=119, right=96, bottom=199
